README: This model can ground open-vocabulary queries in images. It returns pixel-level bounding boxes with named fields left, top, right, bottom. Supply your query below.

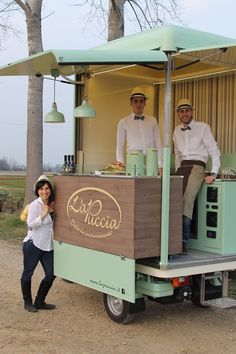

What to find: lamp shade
left=74, top=98, right=96, bottom=118
left=44, top=102, right=65, bottom=123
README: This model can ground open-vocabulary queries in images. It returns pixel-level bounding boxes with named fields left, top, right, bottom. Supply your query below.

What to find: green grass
left=0, top=176, right=26, bottom=190
left=0, top=175, right=26, bottom=242
left=0, top=212, right=27, bottom=242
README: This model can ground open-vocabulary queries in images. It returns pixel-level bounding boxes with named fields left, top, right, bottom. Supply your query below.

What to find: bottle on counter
left=62, top=155, right=68, bottom=174
left=67, top=155, right=71, bottom=173
left=71, top=155, right=76, bottom=173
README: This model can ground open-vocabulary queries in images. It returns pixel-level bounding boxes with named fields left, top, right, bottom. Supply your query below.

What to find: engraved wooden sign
left=53, top=175, right=182, bottom=259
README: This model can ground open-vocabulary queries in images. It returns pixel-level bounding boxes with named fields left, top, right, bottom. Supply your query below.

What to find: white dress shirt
left=23, top=197, right=54, bottom=251
left=173, top=120, right=221, bottom=174
left=116, top=113, right=163, bottom=167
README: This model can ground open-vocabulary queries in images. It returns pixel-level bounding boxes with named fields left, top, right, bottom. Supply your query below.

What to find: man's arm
left=153, top=119, right=163, bottom=168
left=202, top=124, right=221, bottom=184
left=116, top=120, right=126, bottom=164
left=173, top=132, right=182, bottom=171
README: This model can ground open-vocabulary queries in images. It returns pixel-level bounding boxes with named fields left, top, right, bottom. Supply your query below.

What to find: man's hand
left=205, top=175, right=216, bottom=184
left=158, top=168, right=163, bottom=176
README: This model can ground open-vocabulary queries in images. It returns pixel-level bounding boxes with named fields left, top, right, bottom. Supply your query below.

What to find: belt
left=181, top=160, right=206, bottom=168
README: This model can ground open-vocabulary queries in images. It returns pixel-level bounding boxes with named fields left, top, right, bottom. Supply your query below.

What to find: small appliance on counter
left=126, top=150, right=145, bottom=176
left=146, top=148, right=158, bottom=176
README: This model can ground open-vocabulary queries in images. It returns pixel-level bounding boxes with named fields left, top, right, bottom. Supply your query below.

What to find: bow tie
left=181, top=126, right=191, bottom=131
left=134, top=115, right=144, bottom=120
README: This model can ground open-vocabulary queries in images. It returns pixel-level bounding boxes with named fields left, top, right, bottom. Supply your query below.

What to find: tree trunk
left=108, top=0, right=125, bottom=41
left=15, top=0, right=44, bottom=203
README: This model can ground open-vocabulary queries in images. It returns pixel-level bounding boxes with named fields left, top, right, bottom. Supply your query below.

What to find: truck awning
left=1, top=25, right=236, bottom=82
left=0, top=49, right=167, bottom=77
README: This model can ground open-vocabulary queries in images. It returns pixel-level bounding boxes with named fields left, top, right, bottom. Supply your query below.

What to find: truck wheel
left=103, top=294, right=135, bottom=324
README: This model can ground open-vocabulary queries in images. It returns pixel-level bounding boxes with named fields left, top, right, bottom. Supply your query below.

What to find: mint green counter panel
left=54, top=241, right=136, bottom=302
left=189, top=181, right=236, bottom=255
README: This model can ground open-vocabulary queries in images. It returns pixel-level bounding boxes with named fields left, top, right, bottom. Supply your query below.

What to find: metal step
left=204, top=297, right=236, bottom=309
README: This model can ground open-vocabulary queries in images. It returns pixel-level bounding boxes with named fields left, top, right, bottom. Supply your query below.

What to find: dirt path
left=1, top=239, right=236, bottom=354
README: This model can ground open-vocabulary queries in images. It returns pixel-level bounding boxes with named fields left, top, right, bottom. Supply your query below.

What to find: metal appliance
left=189, top=180, right=236, bottom=255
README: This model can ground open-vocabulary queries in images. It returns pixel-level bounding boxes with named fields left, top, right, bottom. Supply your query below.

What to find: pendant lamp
left=74, top=72, right=96, bottom=118
left=44, top=70, right=65, bottom=123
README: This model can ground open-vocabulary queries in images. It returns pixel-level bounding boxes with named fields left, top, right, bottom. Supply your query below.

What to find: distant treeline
left=0, top=157, right=61, bottom=172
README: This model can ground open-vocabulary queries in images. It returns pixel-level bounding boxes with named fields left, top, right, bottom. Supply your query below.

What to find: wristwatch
left=211, top=173, right=217, bottom=178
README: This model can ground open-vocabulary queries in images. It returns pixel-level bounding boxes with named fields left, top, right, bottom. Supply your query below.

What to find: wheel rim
left=107, top=295, right=124, bottom=316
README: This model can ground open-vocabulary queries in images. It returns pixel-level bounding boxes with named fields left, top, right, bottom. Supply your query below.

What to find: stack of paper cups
left=146, top=148, right=158, bottom=176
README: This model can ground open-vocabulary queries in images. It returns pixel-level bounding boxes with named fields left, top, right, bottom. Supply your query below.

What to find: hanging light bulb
left=74, top=71, right=96, bottom=118
left=44, top=71, right=65, bottom=123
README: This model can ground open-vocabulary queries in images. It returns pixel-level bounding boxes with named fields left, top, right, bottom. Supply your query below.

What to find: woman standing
left=20, top=175, right=56, bottom=312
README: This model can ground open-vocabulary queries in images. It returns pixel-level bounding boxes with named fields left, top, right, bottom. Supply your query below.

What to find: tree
left=8, top=0, right=43, bottom=204
left=108, top=0, right=125, bottom=41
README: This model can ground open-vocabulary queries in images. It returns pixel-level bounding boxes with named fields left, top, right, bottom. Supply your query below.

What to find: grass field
left=0, top=175, right=26, bottom=242
left=0, top=175, right=26, bottom=190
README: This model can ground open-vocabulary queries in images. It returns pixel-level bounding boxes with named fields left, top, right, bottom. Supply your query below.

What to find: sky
left=1, top=0, right=236, bottom=167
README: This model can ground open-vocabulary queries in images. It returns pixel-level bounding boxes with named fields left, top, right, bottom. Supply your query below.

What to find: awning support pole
left=160, top=52, right=172, bottom=270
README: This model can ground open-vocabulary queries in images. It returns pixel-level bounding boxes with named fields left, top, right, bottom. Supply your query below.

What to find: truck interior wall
left=79, top=74, right=157, bottom=173
left=171, top=72, right=236, bottom=154
left=75, top=70, right=236, bottom=174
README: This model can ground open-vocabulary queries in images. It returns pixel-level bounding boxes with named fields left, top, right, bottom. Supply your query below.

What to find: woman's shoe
left=24, top=303, right=38, bottom=312
left=34, top=302, right=56, bottom=310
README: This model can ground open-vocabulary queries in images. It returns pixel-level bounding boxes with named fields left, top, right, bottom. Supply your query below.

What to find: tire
left=103, top=294, right=135, bottom=324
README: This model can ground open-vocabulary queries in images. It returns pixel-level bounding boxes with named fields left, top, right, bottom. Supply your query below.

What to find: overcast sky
left=1, top=0, right=236, bottom=166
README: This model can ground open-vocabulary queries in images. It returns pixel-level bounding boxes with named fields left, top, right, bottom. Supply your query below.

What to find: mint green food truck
left=1, top=25, right=236, bottom=323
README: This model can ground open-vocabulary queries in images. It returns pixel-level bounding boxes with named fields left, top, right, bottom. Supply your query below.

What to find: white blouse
left=23, top=197, right=54, bottom=251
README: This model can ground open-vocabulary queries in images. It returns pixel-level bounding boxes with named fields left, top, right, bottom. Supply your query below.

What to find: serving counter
left=53, top=175, right=183, bottom=259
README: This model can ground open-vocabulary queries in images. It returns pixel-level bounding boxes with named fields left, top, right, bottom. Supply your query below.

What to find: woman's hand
left=48, top=201, right=55, bottom=213
left=41, top=204, right=49, bottom=221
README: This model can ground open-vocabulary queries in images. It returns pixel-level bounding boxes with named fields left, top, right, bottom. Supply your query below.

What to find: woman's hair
left=34, top=180, right=55, bottom=204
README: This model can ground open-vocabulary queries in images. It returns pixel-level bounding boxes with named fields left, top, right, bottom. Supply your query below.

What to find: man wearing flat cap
left=173, top=98, right=220, bottom=253
left=116, top=86, right=163, bottom=175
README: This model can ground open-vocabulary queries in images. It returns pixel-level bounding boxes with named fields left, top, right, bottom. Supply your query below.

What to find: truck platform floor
left=136, top=249, right=236, bottom=278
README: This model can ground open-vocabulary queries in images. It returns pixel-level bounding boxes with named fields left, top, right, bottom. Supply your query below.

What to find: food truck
left=1, top=24, right=236, bottom=323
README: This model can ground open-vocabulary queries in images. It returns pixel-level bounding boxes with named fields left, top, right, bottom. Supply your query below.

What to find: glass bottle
left=62, top=155, right=68, bottom=173
left=71, top=155, right=76, bottom=173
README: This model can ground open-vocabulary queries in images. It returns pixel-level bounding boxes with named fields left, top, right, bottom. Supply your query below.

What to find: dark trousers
left=21, top=239, right=55, bottom=284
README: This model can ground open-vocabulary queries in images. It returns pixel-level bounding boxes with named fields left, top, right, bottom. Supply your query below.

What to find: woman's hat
left=130, top=86, right=147, bottom=99
left=37, top=174, right=50, bottom=183
left=176, top=98, right=193, bottom=111
left=33, top=175, right=52, bottom=193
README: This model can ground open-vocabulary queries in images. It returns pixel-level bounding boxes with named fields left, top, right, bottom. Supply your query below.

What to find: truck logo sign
left=67, top=187, right=122, bottom=238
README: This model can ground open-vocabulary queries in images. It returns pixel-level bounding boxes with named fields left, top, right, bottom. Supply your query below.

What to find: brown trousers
left=176, top=161, right=206, bottom=219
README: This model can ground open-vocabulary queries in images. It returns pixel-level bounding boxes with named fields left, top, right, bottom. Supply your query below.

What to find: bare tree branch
left=70, top=0, right=182, bottom=40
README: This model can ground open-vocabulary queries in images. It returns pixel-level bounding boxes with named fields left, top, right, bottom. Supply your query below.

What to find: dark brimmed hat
left=176, top=98, right=193, bottom=111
